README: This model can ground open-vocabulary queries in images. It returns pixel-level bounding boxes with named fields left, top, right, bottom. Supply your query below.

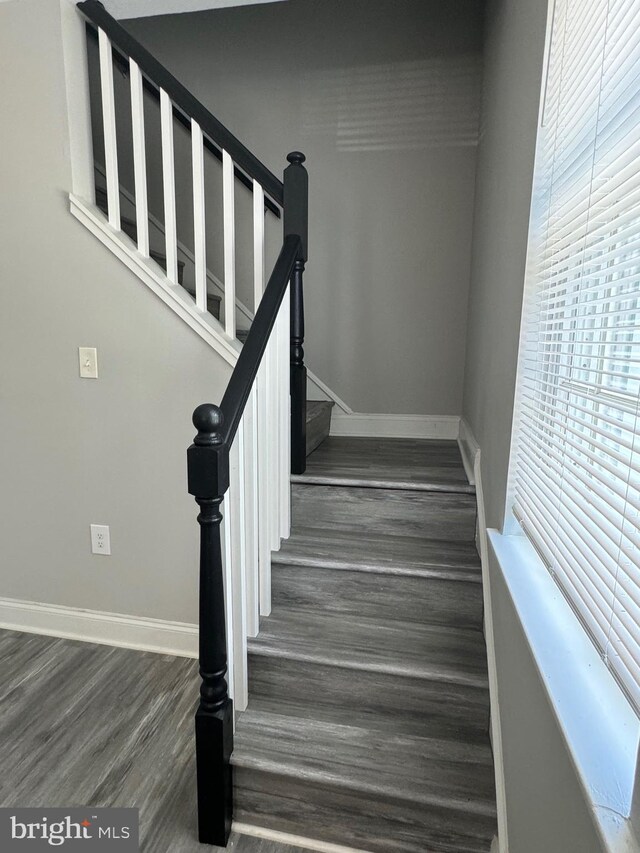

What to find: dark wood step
left=247, top=610, right=490, bottom=743
left=273, top=515, right=483, bottom=643
left=271, top=559, right=483, bottom=630
left=291, top=482, right=477, bottom=541
left=249, top=610, right=488, bottom=691
left=275, top=527, right=482, bottom=581
left=295, top=436, right=475, bottom=493
left=291, top=439, right=477, bottom=545
left=233, top=710, right=496, bottom=853
left=235, top=764, right=495, bottom=853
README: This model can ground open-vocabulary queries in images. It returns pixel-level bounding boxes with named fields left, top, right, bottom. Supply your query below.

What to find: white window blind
left=510, top=0, right=640, bottom=713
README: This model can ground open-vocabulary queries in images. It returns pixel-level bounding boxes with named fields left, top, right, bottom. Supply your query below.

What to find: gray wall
left=465, top=1, right=607, bottom=850
left=461, top=0, right=547, bottom=529
left=125, top=0, right=484, bottom=415
left=0, top=0, right=231, bottom=624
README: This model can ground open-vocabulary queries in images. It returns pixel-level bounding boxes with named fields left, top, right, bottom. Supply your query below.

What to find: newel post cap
left=286, top=151, right=306, bottom=165
left=192, top=404, right=224, bottom=446
left=188, top=404, right=229, bottom=497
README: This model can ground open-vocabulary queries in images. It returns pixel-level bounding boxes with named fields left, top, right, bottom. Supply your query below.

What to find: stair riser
left=234, top=767, right=495, bottom=853
left=247, top=655, right=490, bottom=742
left=271, top=564, right=483, bottom=630
left=306, top=407, right=333, bottom=456
left=292, top=483, right=477, bottom=541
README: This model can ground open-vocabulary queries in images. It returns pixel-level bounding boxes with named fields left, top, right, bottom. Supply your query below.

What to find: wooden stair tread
left=292, top=473, right=476, bottom=493
left=248, top=610, right=488, bottom=689
left=291, top=436, right=475, bottom=495
left=275, top=526, right=481, bottom=581
left=183, top=288, right=221, bottom=304
left=297, top=436, right=474, bottom=493
left=232, top=709, right=496, bottom=815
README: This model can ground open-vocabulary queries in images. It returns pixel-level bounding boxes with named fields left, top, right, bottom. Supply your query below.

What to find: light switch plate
left=79, top=347, right=98, bottom=379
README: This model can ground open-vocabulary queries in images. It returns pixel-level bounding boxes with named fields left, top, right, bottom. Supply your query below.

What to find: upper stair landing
left=297, top=436, right=476, bottom=493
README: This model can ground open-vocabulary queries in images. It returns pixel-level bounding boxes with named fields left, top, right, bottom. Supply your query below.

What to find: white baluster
left=129, top=59, right=149, bottom=257
left=192, top=120, right=207, bottom=310
left=98, top=29, right=120, bottom=230
left=223, top=150, right=236, bottom=337
left=253, top=180, right=265, bottom=312
left=253, top=181, right=271, bottom=615
left=243, top=394, right=260, bottom=637
left=228, top=433, right=248, bottom=712
left=221, top=495, right=235, bottom=705
left=279, top=286, right=291, bottom=539
left=255, top=359, right=271, bottom=616
left=160, top=89, right=178, bottom=284
left=267, top=330, right=280, bottom=551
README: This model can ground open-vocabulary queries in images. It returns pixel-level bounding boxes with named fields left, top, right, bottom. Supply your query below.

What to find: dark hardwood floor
left=0, top=629, right=304, bottom=853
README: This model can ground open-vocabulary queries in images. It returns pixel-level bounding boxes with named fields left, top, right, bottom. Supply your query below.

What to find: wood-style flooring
left=0, top=630, right=301, bottom=853
left=293, top=436, right=475, bottom=492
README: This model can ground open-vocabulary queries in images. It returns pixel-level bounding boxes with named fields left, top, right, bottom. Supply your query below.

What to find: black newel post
left=187, top=404, right=233, bottom=847
left=284, top=151, right=308, bottom=476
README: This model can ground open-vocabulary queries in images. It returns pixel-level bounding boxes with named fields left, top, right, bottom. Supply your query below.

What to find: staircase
left=70, top=4, right=496, bottom=851
left=233, top=437, right=496, bottom=853
left=94, top=187, right=335, bottom=455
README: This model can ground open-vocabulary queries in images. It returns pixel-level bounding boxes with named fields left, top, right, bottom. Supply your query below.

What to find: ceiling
left=103, top=0, right=288, bottom=20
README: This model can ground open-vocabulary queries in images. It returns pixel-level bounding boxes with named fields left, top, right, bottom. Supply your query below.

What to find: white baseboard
left=474, top=452, right=509, bottom=853
left=458, top=417, right=480, bottom=485
left=330, top=413, right=460, bottom=440
left=233, top=823, right=372, bottom=853
left=0, top=596, right=198, bottom=658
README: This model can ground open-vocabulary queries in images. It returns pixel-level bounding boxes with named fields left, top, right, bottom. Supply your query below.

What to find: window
left=509, top=0, right=640, bottom=713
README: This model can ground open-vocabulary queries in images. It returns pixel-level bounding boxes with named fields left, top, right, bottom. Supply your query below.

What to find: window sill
left=488, top=529, right=640, bottom=852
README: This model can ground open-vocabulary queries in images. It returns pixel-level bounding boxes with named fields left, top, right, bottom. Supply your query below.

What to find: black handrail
left=77, top=0, right=284, bottom=206
left=220, top=234, right=301, bottom=445
left=187, top=235, right=302, bottom=849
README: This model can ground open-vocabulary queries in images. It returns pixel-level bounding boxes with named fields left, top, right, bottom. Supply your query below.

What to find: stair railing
left=76, top=2, right=309, bottom=846
left=188, top=234, right=301, bottom=846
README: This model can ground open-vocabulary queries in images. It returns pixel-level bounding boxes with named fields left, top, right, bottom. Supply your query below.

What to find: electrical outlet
left=79, top=347, right=98, bottom=379
left=90, top=524, right=111, bottom=555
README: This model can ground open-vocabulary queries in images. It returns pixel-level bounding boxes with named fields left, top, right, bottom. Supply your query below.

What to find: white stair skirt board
left=71, top=189, right=350, bottom=415
left=94, top=161, right=247, bottom=329
left=233, top=823, right=372, bottom=853
left=458, top=417, right=480, bottom=486
left=474, top=448, right=509, bottom=853
left=0, top=596, right=198, bottom=658
left=307, top=372, right=352, bottom=415
left=330, top=412, right=460, bottom=440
